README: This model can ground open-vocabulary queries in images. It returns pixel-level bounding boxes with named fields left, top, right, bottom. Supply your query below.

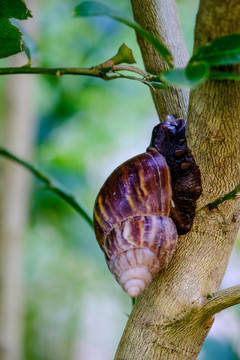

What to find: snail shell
left=93, top=115, right=202, bottom=297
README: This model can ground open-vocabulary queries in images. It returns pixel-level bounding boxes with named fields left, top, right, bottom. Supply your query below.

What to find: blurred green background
left=0, top=0, right=239, bottom=359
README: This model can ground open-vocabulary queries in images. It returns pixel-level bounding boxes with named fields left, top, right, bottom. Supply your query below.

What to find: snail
left=93, top=115, right=202, bottom=297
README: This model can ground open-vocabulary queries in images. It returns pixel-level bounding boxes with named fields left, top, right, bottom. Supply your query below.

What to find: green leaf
left=161, top=62, right=209, bottom=88
left=109, top=43, right=136, bottom=65
left=0, top=1, right=32, bottom=59
left=190, top=34, right=240, bottom=66
left=0, top=18, right=23, bottom=58
left=74, top=1, right=173, bottom=68
left=75, top=1, right=117, bottom=17
left=209, top=71, right=240, bottom=80
left=0, top=0, right=32, bottom=20
left=150, top=82, right=169, bottom=90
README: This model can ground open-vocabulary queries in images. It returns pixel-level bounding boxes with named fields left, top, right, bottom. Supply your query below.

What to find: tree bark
left=115, top=0, right=240, bottom=359
left=130, top=0, right=189, bottom=120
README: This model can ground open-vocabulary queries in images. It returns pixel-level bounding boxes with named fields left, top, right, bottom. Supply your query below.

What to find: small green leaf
left=74, top=1, right=173, bottom=68
left=74, top=1, right=117, bottom=17
left=190, top=34, right=240, bottom=66
left=161, top=62, right=209, bottom=88
left=210, top=71, right=240, bottom=80
left=150, top=82, right=169, bottom=90
left=0, top=18, right=23, bottom=58
left=110, top=43, right=136, bottom=65
left=0, top=0, right=32, bottom=20
left=150, top=75, right=162, bottom=82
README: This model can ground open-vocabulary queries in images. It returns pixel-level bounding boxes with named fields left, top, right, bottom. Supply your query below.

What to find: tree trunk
left=0, top=2, right=37, bottom=358
left=130, top=0, right=189, bottom=120
left=115, top=0, right=240, bottom=359
left=0, top=63, right=36, bottom=360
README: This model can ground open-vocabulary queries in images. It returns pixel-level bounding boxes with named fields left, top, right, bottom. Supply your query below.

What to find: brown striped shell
left=93, top=147, right=178, bottom=297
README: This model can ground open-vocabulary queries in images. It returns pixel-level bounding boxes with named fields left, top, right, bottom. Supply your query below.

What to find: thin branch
left=0, top=65, right=158, bottom=90
left=207, top=182, right=240, bottom=210
left=112, top=64, right=149, bottom=78
left=0, top=66, right=102, bottom=77
left=201, top=285, right=240, bottom=318
left=0, top=147, right=93, bottom=229
left=114, top=73, right=156, bottom=90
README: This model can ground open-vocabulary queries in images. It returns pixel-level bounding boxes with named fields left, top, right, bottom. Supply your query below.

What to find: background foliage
left=0, top=0, right=239, bottom=359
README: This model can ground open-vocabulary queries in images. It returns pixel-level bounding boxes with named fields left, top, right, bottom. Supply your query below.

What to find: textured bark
left=130, top=0, right=189, bottom=120
left=115, top=0, right=240, bottom=359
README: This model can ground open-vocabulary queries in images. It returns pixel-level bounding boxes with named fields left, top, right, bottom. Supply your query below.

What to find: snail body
left=93, top=115, right=202, bottom=297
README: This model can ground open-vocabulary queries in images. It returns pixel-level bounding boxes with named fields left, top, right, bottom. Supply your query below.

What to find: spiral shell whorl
left=120, top=267, right=152, bottom=297
left=106, top=216, right=178, bottom=297
left=110, top=250, right=158, bottom=297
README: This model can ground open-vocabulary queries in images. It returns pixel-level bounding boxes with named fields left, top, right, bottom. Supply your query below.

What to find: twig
left=114, top=73, right=156, bottom=90
left=201, top=285, right=240, bottom=318
left=0, top=65, right=158, bottom=90
left=0, top=147, right=93, bottom=229
left=207, top=182, right=240, bottom=210
left=112, top=64, right=149, bottom=78
left=0, top=66, right=102, bottom=77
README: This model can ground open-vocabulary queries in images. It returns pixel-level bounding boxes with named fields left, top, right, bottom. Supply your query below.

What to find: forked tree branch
left=0, top=43, right=161, bottom=90
left=0, top=64, right=164, bottom=90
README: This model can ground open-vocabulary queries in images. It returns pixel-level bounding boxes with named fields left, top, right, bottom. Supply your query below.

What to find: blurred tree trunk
left=115, top=0, right=240, bottom=359
left=0, top=62, right=36, bottom=360
left=0, top=48, right=36, bottom=360
left=0, top=3, right=37, bottom=358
